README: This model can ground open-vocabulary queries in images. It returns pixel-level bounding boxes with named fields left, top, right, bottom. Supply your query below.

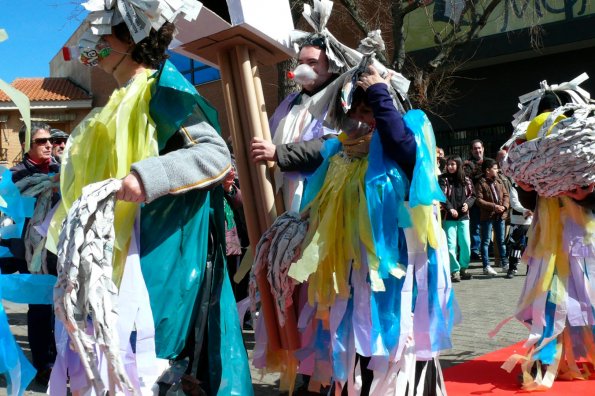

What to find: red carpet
left=443, top=342, right=595, bottom=395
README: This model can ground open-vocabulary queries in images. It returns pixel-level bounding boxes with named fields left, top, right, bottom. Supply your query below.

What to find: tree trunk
left=277, top=57, right=299, bottom=103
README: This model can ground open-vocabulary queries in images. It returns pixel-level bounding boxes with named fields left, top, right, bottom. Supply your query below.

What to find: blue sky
left=0, top=1, right=87, bottom=82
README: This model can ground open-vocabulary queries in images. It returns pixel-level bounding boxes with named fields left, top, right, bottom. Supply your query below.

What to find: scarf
left=26, top=155, right=51, bottom=174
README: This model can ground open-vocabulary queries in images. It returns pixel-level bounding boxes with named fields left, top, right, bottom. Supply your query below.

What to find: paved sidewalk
left=2, top=260, right=527, bottom=395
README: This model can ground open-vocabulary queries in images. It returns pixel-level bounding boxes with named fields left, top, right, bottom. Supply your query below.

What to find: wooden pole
left=217, top=49, right=283, bottom=352
left=228, top=51, right=270, bottom=232
left=250, top=51, right=300, bottom=350
left=234, top=45, right=278, bottom=227
left=249, top=51, right=287, bottom=217
left=217, top=51, right=263, bottom=244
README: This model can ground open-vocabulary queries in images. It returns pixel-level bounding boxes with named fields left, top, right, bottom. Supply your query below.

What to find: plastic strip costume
left=271, top=0, right=411, bottom=213
left=250, top=67, right=457, bottom=394
left=48, top=61, right=252, bottom=395
left=45, top=1, right=252, bottom=393
left=500, top=77, right=595, bottom=390
left=53, top=179, right=129, bottom=394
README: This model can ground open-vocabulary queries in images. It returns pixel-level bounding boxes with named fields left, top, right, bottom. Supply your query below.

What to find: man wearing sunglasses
left=11, top=123, right=60, bottom=182
left=3, top=122, right=60, bottom=385
left=50, top=128, right=69, bottom=163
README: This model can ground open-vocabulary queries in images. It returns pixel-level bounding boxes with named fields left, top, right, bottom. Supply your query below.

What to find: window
left=167, top=52, right=221, bottom=86
left=436, top=124, right=512, bottom=160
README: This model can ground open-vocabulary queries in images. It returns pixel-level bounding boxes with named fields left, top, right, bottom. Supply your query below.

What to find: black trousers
left=338, top=356, right=440, bottom=396
left=1, top=255, right=57, bottom=370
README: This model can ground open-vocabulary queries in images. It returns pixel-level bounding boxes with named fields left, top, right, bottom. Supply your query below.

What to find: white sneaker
left=483, top=266, right=498, bottom=276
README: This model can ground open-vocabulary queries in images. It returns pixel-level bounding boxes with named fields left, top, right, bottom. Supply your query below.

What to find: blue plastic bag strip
left=404, top=110, right=446, bottom=207
left=0, top=274, right=55, bottom=395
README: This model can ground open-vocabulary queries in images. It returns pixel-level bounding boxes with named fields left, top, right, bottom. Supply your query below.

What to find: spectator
left=465, top=139, right=485, bottom=260
left=474, top=158, right=510, bottom=276
left=439, top=155, right=476, bottom=282
left=4, top=122, right=60, bottom=385
left=505, top=182, right=532, bottom=278
left=436, top=146, right=446, bottom=174
left=50, top=128, right=69, bottom=163
left=494, top=149, right=513, bottom=269
left=222, top=164, right=249, bottom=301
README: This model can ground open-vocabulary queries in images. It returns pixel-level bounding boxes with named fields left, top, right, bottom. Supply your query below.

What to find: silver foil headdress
left=78, top=0, right=203, bottom=49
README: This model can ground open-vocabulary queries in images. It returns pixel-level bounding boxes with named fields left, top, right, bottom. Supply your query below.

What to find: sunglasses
left=31, top=137, right=68, bottom=145
left=51, top=138, right=68, bottom=145
left=32, top=137, right=52, bottom=145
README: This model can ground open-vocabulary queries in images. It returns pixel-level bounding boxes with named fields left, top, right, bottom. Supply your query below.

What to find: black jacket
left=0, top=154, right=60, bottom=264
left=438, top=174, right=476, bottom=221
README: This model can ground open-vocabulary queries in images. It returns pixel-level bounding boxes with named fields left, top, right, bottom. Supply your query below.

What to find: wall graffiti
left=501, top=0, right=589, bottom=32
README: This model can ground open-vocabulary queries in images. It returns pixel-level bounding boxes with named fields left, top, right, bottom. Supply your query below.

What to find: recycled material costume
left=42, top=1, right=252, bottom=394
left=270, top=0, right=409, bottom=213
left=499, top=76, right=595, bottom=390
left=251, top=76, right=457, bottom=394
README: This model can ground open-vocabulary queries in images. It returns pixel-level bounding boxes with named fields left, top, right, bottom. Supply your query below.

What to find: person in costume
left=251, top=34, right=339, bottom=212
left=500, top=82, right=595, bottom=390
left=438, top=155, right=475, bottom=282
left=47, top=2, right=252, bottom=395
left=251, top=64, right=455, bottom=395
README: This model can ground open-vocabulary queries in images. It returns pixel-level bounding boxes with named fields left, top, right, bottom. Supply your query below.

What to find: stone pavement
left=2, top=260, right=527, bottom=395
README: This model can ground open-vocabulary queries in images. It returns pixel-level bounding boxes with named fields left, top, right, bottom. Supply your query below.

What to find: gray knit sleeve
left=131, top=113, right=231, bottom=203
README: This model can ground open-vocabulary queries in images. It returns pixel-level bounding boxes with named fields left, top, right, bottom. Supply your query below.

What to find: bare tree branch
left=429, top=0, right=505, bottom=69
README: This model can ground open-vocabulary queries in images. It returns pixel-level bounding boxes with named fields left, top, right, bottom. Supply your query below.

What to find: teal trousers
left=443, top=219, right=471, bottom=273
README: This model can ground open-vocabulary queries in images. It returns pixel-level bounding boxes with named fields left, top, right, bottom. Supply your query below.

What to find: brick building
left=0, top=78, right=91, bottom=166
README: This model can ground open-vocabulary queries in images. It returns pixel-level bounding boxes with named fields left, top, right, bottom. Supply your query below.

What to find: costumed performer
left=250, top=64, right=456, bottom=395
left=500, top=78, right=595, bottom=390
left=47, top=1, right=252, bottom=395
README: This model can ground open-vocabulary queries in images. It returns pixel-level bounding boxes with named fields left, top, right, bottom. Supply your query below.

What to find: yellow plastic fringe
left=516, top=196, right=595, bottom=389
left=288, top=153, right=375, bottom=310
left=46, top=70, right=158, bottom=285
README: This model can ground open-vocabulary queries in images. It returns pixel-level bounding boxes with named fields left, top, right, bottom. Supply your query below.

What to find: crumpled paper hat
left=502, top=73, right=591, bottom=150
left=511, top=73, right=591, bottom=128
left=78, top=0, right=203, bottom=49
left=291, top=0, right=410, bottom=102
left=501, top=76, right=595, bottom=197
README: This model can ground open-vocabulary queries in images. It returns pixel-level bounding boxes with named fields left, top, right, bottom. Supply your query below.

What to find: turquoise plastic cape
left=404, top=110, right=446, bottom=206
left=365, top=132, right=411, bottom=279
left=140, top=61, right=252, bottom=395
left=150, top=61, right=221, bottom=151
left=364, top=132, right=412, bottom=357
left=0, top=274, right=55, bottom=396
left=300, top=138, right=342, bottom=210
